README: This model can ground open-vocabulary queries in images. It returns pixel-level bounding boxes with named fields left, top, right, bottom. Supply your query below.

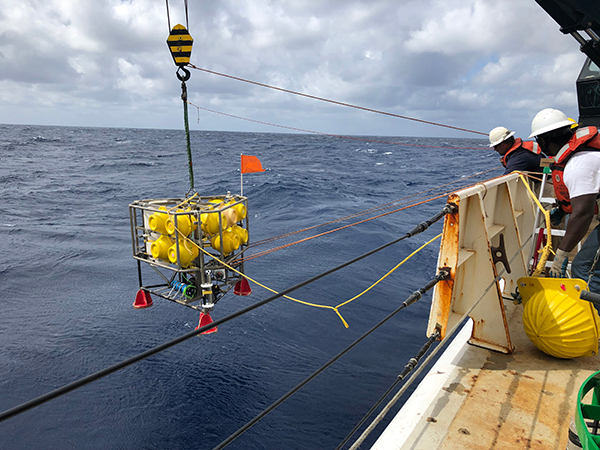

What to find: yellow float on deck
left=518, top=277, right=600, bottom=359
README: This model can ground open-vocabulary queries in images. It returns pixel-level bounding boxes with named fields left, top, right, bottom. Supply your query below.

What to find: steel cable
left=346, top=231, right=535, bottom=450
left=0, top=205, right=454, bottom=424
left=235, top=193, right=449, bottom=263
left=187, top=102, right=487, bottom=147
left=211, top=271, right=449, bottom=450
left=335, top=331, right=440, bottom=450
left=188, top=64, right=486, bottom=136
left=234, top=171, right=503, bottom=264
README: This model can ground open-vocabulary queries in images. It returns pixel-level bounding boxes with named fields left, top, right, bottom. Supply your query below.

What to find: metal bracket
left=491, top=233, right=511, bottom=274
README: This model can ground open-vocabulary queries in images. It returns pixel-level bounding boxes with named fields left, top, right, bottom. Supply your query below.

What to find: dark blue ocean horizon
left=0, top=124, right=495, bottom=450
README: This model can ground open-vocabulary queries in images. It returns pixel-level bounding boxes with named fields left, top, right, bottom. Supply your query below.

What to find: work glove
left=549, top=249, right=569, bottom=278
left=550, top=207, right=566, bottom=227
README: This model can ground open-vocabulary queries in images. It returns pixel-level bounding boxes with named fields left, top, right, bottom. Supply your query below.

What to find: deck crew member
left=489, top=126, right=543, bottom=175
left=529, top=108, right=600, bottom=292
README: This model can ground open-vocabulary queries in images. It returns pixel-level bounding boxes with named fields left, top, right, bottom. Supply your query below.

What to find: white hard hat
left=529, top=108, right=574, bottom=138
left=489, top=126, right=515, bottom=147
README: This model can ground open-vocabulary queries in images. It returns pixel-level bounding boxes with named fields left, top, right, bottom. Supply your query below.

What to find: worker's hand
left=549, top=249, right=570, bottom=278
left=550, top=207, right=566, bottom=227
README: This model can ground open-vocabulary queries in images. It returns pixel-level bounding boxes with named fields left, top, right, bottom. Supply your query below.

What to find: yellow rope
left=167, top=193, right=199, bottom=213
left=334, top=233, right=442, bottom=310
left=518, top=174, right=553, bottom=276
left=176, top=224, right=442, bottom=328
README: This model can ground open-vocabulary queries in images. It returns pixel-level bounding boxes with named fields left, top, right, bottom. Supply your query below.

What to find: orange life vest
left=550, top=126, right=600, bottom=213
left=500, top=138, right=541, bottom=167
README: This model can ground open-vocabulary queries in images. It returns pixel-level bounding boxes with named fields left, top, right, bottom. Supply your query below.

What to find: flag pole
left=240, top=153, right=243, bottom=196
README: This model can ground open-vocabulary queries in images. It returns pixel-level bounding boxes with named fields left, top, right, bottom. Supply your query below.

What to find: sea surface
left=0, top=124, right=498, bottom=450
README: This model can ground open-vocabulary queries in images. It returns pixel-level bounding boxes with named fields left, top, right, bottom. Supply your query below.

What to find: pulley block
left=167, top=24, right=193, bottom=67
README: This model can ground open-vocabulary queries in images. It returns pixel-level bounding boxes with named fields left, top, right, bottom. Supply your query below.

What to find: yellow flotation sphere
left=202, top=210, right=235, bottom=235
left=148, top=206, right=169, bottom=234
left=167, top=239, right=199, bottom=267
left=230, top=229, right=241, bottom=250
left=165, top=213, right=197, bottom=237
left=222, top=208, right=237, bottom=228
left=203, top=213, right=221, bottom=235
left=200, top=213, right=209, bottom=233
left=518, top=277, right=600, bottom=359
left=231, top=224, right=248, bottom=245
left=223, top=200, right=245, bottom=221
left=150, top=234, right=173, bottom=261
left=232, top=202, right=247, bottom=221
left=211, top=229, right=240, bottom=255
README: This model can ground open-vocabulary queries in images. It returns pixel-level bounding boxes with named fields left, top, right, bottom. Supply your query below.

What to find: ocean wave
left=32, top=136, right=61, bottom=143
left=0, top=124, right=499, bottom=450
left=0, top=174, right=25, bottom=183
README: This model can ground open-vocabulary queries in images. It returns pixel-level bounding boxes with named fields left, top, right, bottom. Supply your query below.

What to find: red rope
left=236, top=193, right=449, bottom=263
left=233, top=167, right=502, bottom=263
left=248, top=166, right=500, bottom=249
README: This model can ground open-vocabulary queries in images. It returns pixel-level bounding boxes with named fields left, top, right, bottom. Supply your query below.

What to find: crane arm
left=536, top=0, right=600, bottom=66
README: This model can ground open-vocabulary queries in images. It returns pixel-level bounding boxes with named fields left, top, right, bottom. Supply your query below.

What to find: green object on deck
left=576, top=371, right=600, bottom=450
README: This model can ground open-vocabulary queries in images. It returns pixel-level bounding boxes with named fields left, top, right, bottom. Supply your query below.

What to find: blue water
left=0, top=124, right=497, bottom=450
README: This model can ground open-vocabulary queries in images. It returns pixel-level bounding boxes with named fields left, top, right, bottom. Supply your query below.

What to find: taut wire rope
left=186, top=101, right=486, bottom=149
left=211, top=270, right=450, bottom=450
left=182, top=208, right=451, bottom=327
left=235, top=167, right=502, bottom=264
left=236, top=194, right=448, bottom=264
left=187, top=64, right=486, bottom=136
left=346, top=226, right=535, bottom=449
left=0, top=206, right=453, bottom=423
left=165, top=0, right=189, bottom=30
left=335, top=330, right=440, bottom=450
left=248, top=166, right=500, bottom=249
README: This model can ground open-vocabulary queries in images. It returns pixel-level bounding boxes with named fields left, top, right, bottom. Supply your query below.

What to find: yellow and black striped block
left=167, top=24, right=193, bottom=66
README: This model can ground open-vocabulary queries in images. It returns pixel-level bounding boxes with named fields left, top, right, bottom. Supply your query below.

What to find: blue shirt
left=503, top=148, right=543, bottom=175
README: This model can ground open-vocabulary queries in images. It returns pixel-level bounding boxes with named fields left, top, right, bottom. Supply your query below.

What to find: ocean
left=0, top=124, right=497, bottom=450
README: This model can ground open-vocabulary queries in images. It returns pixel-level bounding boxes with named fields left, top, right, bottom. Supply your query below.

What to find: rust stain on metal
left=434, top=195, right=460, bottom=339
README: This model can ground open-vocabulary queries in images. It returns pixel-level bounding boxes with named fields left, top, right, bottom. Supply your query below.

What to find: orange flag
left=241, top=154, right=265, bottom=174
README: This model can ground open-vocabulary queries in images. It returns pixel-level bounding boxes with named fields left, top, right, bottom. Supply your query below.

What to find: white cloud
left=117, top=58, right=155, bottom=95
left=0, top=0, right=592, bottom=137
left=477, top=55, right=525, bottom=85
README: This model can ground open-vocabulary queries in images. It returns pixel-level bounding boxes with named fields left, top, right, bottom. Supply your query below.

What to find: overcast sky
left=0, top=0, right=588, bottom=138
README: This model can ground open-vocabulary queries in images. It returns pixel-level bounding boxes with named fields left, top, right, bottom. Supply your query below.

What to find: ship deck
left=372, top=299, right=600, bottom=450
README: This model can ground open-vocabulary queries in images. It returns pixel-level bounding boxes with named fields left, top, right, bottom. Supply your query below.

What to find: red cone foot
left=133, top=290, right=153, bottom=309
left=196, top=312, right=217, bottom=334
left=234, top=278, right=252, bottom=296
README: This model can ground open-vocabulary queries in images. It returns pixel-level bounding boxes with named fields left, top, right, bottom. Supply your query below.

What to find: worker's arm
left=558, top=193, right=597, bottom=252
